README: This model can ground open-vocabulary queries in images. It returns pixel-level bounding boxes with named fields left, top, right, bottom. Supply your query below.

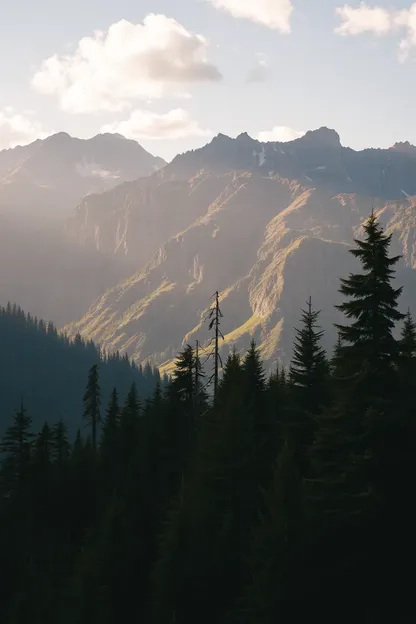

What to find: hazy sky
left=1, top=0, right=416, bottom=160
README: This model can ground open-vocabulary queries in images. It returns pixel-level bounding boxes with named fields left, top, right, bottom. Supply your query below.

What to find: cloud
left=101, top=108, right=212, bottom=140
left=246, top=53, right=269, bottom=83
left=32, top=15, right=222, bottom=113
left=0, top=108, right=48, bottom=150
left=335, top=3, right=392, bottom=36
left=257, top=126, right=305, bottom=142
left=335, top=2, right=416, bottom=61
left=396, top=4, right=416, bottom=61
left=208, top=0, right=293, bottom=33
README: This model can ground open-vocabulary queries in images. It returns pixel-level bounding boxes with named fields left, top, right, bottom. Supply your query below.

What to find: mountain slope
left=65, top=170, right=416, bottom=371
left=0, top=214, right=133, bottom=326
left=64, top=128, right=416, bottom=370
left=0, top=132, right=165, bottom=222
left=164, top=127, right=416, bottom=199
left=0, top=304, right=161, bottom=435
left=68, top=127, right=416, bottom=264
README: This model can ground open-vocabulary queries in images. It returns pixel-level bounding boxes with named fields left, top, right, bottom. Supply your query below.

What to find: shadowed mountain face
left=0, top=132, right=165, bottom=223
left=0, top=215, right=131, bottom=326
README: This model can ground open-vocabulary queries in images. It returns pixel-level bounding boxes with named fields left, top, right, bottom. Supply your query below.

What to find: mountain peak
left=92, top=132, right=126, bottom=142
left=390, top=141, right=416, bottom=155
left=211, top=132, right=233, bottom=143
left=44, top=132, right=72, bottom=144
left=299, top=127, right=341, bottom=148
left=236, top=131, right=254, bottom=141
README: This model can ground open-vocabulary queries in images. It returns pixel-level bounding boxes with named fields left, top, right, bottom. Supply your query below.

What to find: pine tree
left=119, top=383, right=141, bottom=464
left=0, top=401, right=33, bottom=498
left=101, top=388, right=120, bottom=455
left=83, top=364, right=101, bottom=452
left=308, top=214, right=406, bottom=617
left=51, top=420, right=70, bottom=468
left=290, top=297, right=329, bottom=414
left=399, top=309, right=416, bottom=363
left=171, top=345, right=195, bottom=403
left=100, top=388, right=121, bottom=495
left=335, top=211, right=404, bottom=408
left=243, top=340, right=266, bottom=404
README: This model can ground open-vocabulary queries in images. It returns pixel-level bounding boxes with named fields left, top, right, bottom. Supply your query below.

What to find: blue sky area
left=0, top=0, right=415, bottom=160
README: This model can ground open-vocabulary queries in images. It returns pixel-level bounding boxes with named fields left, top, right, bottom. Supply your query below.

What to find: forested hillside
left=1, top=214, right=415, bottom=622
left=0, top=304, right=163, bottom=435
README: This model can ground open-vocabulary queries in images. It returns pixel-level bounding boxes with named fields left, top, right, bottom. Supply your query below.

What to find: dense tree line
left=0, top=305, right=164, bottom=435
left=1, top=213, right=416, bottom=622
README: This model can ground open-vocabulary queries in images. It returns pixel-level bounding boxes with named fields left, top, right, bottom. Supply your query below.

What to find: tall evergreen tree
left=290, top=297, right=329, bottom=414
left=0, top=401, right=33, bottom=498
left=308, top=214, right=406, bottom=618
left=100, top=388, right=121, bottom=496
left=171, top=345, right=195, bottom=403
left=119, top=383, right=141, bottom=466
left=399, top=309, right=416, bottom=364
left=51, top=420, right=70, bottom=469
left=101, top=388, right=120, bottom=456
left=335, top=211, right=404, bottom=407
left=83, top=364, right=101, bottom=452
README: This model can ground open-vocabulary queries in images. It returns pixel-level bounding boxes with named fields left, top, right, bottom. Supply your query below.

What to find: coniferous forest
left=1, top=213, right=416, bottom=623
left=0, top=306, right=163, bottom=435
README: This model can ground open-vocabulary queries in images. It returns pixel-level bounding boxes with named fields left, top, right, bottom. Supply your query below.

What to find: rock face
left=64, top=171, right=416, bottom=371
left=61, top=127, right=416, bottom=370
left=0, top=132, right=165, bottom=223
left=68, top=127, right=416, bottom=264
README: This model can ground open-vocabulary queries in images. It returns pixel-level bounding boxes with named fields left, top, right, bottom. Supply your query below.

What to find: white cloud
left=335, top=3, right=416, bottom=60
left=257, top=126, right=305, bottom=142
left=395, top=4, right=416, bottom=61
left=208, top=0, right=293, bottom=33
left=246, top=53, right=269, bottom=83
left=101, top=108, right=212, bottom=140
left=32, top=15, right=222, bottom=114
left=0, top=108, right=48, bottom=150
left=335, top=3, right=392, bottom=36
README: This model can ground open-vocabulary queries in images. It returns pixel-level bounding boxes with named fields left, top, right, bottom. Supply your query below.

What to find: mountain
left=0, top=132, right=165, bottom=223
left=164, top=127, right=416, bottom=198
left=0, top=304, right=162, bottom=435
left=68, top=127, right=416, bottom=263
left=0, top=214, right=134, bottom=326
left=61, top=128, right=416, bottom=370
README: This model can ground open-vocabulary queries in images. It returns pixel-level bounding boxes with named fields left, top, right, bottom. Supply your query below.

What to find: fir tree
left=100, top=388, right=121, bottom=495
left=290, top=297, right=329, bottom=414
left=101, top=388, right=120, bottom=455
left=171, top=345, right=195, bottom=403
left=335, top=211, right=404, bottom=407
left=83, top=364, right=101, bottom=452
left=0, top=401, right=33, bottom=498
left=119, top=383, right=141, bottom=465
left=51, top=419, right=70, bottom=467
left=399, top=309, right=416, bottom=362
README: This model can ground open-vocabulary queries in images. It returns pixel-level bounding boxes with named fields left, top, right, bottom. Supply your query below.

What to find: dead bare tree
left=204, top=291, right=224, bottom=401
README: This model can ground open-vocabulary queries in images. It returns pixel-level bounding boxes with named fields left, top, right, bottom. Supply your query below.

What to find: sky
left=1, top=0, right=416, bottom=160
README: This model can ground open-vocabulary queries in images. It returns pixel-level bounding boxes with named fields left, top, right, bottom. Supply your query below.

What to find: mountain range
left=62, top=128, right=416, bottom=371
left=2, top=127, right=416, bottom=371
left=0, top=132, right=165, bottom=224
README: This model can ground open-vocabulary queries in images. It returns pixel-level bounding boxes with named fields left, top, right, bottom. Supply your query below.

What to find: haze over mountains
left=3, top=127, right=416, bottom=369
left=0, top=132, right=165, bottom=224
